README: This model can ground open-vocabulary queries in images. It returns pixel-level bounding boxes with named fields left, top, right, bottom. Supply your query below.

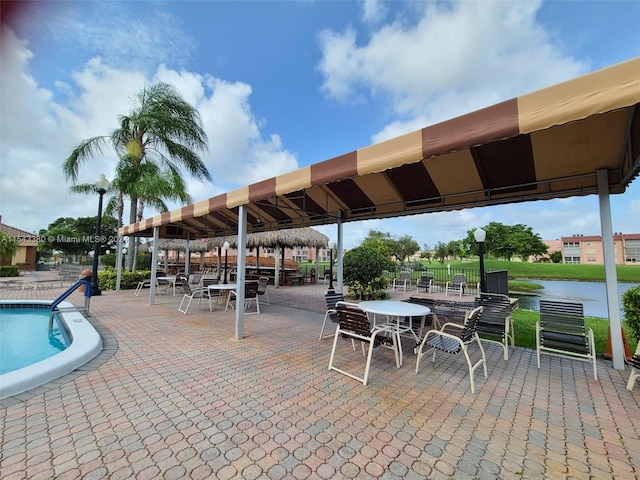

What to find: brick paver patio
left=1, top=279, right=639, bottom=479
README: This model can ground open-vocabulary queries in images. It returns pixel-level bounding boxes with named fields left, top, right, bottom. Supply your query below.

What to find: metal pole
left=223, top=247, right=229, bottom=284
left=328, top=247, right=334, bottom=291
left=90, top=190, right=105, bottom=296
left=478, top=241, right=486, bottom=294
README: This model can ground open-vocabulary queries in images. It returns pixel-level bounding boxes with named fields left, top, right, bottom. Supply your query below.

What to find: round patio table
left=359, top=300, right=431, bottom=366
left=207, top=283, right=237, bottom=311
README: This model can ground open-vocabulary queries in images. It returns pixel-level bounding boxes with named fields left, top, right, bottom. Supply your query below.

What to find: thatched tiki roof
left=139, top=238, right=209, bottom=253
left=206, top=227, right=329, bottom=250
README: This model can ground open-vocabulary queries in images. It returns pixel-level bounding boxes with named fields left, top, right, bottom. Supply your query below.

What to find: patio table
left=207, top=283, right=237, bottom=311
left=359, top=300, right=430, bottom=366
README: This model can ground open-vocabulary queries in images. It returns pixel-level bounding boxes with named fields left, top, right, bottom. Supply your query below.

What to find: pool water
left=0, top=308, right=70, bottom=374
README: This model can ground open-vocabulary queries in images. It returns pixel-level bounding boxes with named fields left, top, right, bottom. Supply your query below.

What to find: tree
left=446, top=240, right=464, bottom=261
left=63, top=82, right=211, bottom=269
left=434, top=241, right=449, bottom=263
left=550, top=251, right=563, bottom=263
left=361, top=230, right=394, bottom=257
left=39, top=216, right=119, bottom=258
left=389, top=235, right=420, bottom=263
left=0, top=232, right=20, bottom=264
left=462, top=222, right=548, bottom=261
left=420, top=243, right=433, bottom=263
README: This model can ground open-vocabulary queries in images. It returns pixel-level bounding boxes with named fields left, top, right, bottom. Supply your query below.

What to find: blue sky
left=1, top=0, right=640, bottom=250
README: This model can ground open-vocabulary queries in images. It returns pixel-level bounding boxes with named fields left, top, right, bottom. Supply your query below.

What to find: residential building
left=544, top=233, right=640, bottom=265
left=0, top=216, right=38, bottom=270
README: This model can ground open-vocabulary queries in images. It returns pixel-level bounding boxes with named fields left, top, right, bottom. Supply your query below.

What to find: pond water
left=511, top=279, right=640, bottom=318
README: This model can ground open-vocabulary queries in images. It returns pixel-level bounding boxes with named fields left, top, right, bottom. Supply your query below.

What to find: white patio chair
left=328, top=302, right=400, bottom=385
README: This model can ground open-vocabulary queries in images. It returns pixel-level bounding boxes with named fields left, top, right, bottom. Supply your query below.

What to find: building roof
left=0, top=221, right=38, bottom=242
left=119, top=56, right=640, bottom=240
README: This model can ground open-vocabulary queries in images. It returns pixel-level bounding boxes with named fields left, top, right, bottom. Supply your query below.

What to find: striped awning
left=119, top=56, right=640, bottom=240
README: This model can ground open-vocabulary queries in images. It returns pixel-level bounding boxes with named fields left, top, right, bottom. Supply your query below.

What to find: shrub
left=101, top=253, right=117, bottom=268
left=0, top=265, right=19, bottom=277
left=622, top=286, right=640, bottom=342
left=97, top=269, right=152, bottom=291
left=343, top=246, right=390, bottom=300
left=135, top=253, right=151, bottom=271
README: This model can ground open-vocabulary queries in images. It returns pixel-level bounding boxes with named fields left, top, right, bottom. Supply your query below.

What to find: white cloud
left=319, top=0, right=586, bottom=132
left=0, top=27, right=297, bottom=233
left=361, top=0, right=388, bottom=26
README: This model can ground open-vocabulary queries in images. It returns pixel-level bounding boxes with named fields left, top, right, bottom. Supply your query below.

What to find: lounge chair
left=536, top=296, right=597, bottom=380
left=178, top=277, right=211, bottom=314
left=228, top=281, right=260, bottom=315
left=257, top=276, right=270, bottom=305
left=474, top=293, right=515, bottom=360
left=627, top=342, right=640, bottom=391
left=392, top=271, right=412, bottom=291
left=319, top=290, right=345, bottom=340
left=328, top=301, right=400, bottom=385
left=445, top=274, right=466, bottom=297
left=416, top=273, right=433, bottom=293
left=416, top=306, right=487, bottom=394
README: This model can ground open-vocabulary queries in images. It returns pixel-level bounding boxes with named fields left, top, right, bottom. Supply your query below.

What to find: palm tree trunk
left=126, top=196, right=138, bottom=271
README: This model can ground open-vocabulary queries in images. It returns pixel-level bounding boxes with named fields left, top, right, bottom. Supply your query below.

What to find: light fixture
left=474, top=228, right=487, bottom=294
left=91, top=174, right=110, bottom=296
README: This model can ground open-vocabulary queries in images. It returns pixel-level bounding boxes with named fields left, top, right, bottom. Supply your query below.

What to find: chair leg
left=588, top=330, right=597, bottom=380
left=178, top=295, right=192, bottom=315
left=627, top=367, right=639, bottom=391
left=361, top=337, right=377, bottom=386
left=535, top=322, right=541, bottom=368
left=319, top=311, right=332, bottom=340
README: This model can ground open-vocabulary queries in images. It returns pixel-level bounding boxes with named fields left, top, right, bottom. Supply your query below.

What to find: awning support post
left=598, top=169, right=625, bottom=370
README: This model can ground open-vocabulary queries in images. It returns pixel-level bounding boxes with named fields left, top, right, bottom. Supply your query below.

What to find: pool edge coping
left=0, top=301, right=118, bottom=405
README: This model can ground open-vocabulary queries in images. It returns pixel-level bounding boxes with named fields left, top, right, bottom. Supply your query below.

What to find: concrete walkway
left=1, top=280, right=639, bottom=479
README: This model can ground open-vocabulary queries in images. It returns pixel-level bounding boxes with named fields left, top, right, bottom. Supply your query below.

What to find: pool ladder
left=49, top=279, right=92, bottom=332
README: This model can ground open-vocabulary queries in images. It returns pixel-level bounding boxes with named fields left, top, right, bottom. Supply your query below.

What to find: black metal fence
left=389, top=265, right=481, bottom=293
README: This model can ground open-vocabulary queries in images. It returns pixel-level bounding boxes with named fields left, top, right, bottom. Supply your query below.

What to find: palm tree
left=0, top=232, right=20, bottom=266
left=63, top=82, right=211, bottom=269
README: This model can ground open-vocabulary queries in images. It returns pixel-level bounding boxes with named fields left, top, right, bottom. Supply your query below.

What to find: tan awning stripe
left=357, top=130, right=423, bottom=176
left=227, top=186, right=249, bottom=208
left=193, top=198, right=211, bottom=217
left=518, top=57, right=640, bottom=134
left=275, top=167, right=311, bottom=196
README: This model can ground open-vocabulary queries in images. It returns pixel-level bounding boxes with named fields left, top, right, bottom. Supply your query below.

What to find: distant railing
left=390, top=266, right=481, bottom=293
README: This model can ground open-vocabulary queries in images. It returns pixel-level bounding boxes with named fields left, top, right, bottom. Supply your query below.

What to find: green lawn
left=510, top=309, right=637, bottom=356
left=437, top=259, right=640, bottom=283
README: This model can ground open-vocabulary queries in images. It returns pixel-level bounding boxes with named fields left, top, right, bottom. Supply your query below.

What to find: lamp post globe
left=223, top=241, right=230, bottom=284
left=473, top=228, right=487, bottom=294
left=91, top=174, right=110, bottom=296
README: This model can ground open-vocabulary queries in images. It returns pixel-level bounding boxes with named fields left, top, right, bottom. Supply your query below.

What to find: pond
left=511, top=279, right=640, bottom=319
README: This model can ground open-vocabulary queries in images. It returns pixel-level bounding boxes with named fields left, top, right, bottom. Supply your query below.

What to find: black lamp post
left=91, top=174, right=110, bottom=296
left=328, top=242, right=335, bottom=292
left=223, top=241, right=230, bottom=284
left=474, top=227, right=487, bottom=294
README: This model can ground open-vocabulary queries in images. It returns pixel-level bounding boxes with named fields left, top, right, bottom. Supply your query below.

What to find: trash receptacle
left=485, top=270, right=509, bottom=295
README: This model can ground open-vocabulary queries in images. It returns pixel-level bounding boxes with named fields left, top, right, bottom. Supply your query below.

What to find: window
left=564, top=256, right=581, bottom=264
left=563, top=241, right=580, bottom=248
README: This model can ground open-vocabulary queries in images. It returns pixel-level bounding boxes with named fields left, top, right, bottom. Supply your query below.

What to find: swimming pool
left=0, top=301, right=102, bottom=399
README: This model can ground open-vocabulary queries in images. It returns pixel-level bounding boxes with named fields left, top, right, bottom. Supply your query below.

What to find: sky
left=1, top=0, right=640, bottom=250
